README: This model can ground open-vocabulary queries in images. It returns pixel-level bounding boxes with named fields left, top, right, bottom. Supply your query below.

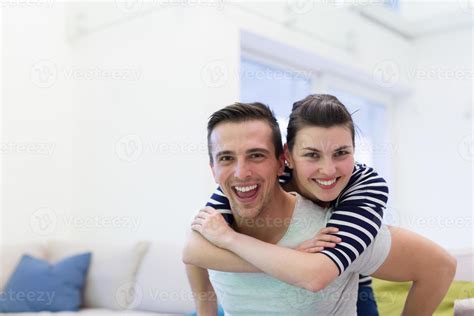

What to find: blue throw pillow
left=0, top=252, right=91, bottom=313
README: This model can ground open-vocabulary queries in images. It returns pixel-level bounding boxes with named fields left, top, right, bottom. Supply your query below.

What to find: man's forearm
left=185, top=264, right=218, bottom=316
left=373, top=226, right=456, bottom=316
left=183, top=230, right=259, bottom=272
left=225, top=232, right=339, bottom=292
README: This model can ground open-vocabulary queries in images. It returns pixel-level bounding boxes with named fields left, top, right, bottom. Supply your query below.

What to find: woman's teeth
left=235, top=184, right=258, bottom=192
left=316, top=179, right=336, bottom=186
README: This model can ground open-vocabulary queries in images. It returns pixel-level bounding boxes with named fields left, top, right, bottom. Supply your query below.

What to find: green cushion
left=373, top=278, right=474, bottom=316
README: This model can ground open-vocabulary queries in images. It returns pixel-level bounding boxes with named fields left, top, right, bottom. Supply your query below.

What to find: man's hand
left=295, top=227, right=341, bottom=253
left=191, top=207, right=235, bottom=248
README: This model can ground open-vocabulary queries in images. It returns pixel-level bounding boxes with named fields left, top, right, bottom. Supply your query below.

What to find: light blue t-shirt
left=208, top=194, right=391, bottom=315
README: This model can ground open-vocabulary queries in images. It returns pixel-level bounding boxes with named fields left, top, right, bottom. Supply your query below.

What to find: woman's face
left=286, top=125, right=355, bottom=204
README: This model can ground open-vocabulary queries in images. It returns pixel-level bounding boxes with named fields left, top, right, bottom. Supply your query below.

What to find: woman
left=203, top=94, right=387, bottom=315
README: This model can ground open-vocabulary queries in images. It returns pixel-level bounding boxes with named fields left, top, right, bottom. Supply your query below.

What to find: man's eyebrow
left=215, top=150, right=235, bottom=158
left=246, top=148, right=271, bottom=154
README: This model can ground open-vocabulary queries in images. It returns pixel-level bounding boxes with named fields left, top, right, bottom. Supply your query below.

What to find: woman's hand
left=295, top=227, right=341, bottom=253
left=191, top=206, right=235, bottom=248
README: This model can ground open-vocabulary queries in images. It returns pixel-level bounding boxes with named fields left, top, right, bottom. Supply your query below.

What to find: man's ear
left=284, top=143, right=294, bottom=169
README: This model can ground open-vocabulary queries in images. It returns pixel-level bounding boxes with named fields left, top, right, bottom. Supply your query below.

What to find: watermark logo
left=458, top=0, right=474, bottom=14
left=1, top=0, right=55, bottom=8
left=116, top=135, right=144, bottom=162
left=30, top=60, right=142, bottom=88
left=458, top=134, right=474, bottom=162
left=116, top=282, right=143, bottom=309
left=287, top=0, right=314, bottom=15
left=29, top=208, right=142, bottom=236
left=201, top=60, right=229, bottom=88
left=0, top=142, right=55, bottom=156
left=383, top=208, right=401, bottom=226
left=30, top=60, right=58, bottom=88
left=30, top=208, right=58, bottom=236
left=115, top=0, right=145, bottom=13
left=373, top=60, right=400, bottom=88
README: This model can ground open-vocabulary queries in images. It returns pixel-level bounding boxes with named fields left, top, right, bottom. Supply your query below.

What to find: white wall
left=392, top=28, right=473, bottom=250
left=2, top=3, right=239, bottom=244
left=1, top=2, right=472, bottom=250
left=2, top=3, right=75, bottom=243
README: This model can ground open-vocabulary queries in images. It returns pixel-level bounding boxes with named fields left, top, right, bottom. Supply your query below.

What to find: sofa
left=0, top=241, right=195, bottom=315
left=2, top=241, right=473, bottom=315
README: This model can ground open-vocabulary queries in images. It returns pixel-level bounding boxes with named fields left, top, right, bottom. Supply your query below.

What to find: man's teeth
left=316, top=179, right=336, bottom=186
left=235, top=184, right=258, bottom=192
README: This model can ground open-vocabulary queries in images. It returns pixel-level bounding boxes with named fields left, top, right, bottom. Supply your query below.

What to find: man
left=183, top=102, right=456, bottom=315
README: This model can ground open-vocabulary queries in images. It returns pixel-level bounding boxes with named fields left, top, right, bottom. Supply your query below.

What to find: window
left=240, top=57, right=311, bottom=139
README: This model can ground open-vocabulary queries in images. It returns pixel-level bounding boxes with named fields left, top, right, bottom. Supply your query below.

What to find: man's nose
left=234, top=160, right=252, bottom=179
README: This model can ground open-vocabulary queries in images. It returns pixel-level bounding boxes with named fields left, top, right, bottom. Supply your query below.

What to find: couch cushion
left=47, top=241, right=149, bottom=310
left=0, top=252, right=91, bottom=312
left=131, top=241, right=194, bottom=314
left=0, top=242, right=47, bottom=290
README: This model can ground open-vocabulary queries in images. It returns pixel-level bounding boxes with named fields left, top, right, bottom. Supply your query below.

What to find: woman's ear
left=284, top=143, right=294, bottom=169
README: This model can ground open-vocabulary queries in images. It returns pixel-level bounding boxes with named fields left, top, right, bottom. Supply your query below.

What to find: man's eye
left=218, top=156, right=233, bottom=162
left=250, top=153, right=264, bottom=158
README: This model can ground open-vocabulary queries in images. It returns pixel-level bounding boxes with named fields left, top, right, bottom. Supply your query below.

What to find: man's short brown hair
left=207, top=102, right=283, bottom=164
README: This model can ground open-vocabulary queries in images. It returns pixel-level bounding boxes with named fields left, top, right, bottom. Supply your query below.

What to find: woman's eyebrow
left=302, top=147, right=320, bottom=152
left=302, top=145, right=352, bottom=152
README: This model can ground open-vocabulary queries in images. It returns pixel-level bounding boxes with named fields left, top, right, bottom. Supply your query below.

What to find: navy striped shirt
left=205, top=163, right=388, bottom=286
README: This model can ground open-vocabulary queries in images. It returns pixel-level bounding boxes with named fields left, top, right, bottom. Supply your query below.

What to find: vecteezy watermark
left=115, top=135, right=208, bottom=162
left=115, top=135, right=144, bottom=162
left=201, top=59, right=314, bottom=88
left=0, top=142, right=55, bottom=156
left=29, top=208, right=142, bottom=236
left=372, top=60, right=473, bottom=87
left=407, top=67, right=473, bottom=81
left=115, top=282, right=143, bottom=309
left=1, top=0, right=55, bottom=8
left=458, top=134, right=474, bottom=162
left=286, top=0, right=398, bottom=14
left=401, top=215, right=472, bottom=229
left=114, top=0, right=225, bottom=14
left=458, top=0, right=474, bottom=14
left=286, top=0, right=315, bottom=15
left=372, top=60, right=401, bottom=88
left=30, top=208, right=58, bottom=236
left=201, top=60, right=229, bottom=88
left=357, top=141, right=399, bottom=157
left=0, top=290, right=56, bottom=305
left=30, top=60, right=58, bottom=88
left=30, top=60, right=142, bottom=88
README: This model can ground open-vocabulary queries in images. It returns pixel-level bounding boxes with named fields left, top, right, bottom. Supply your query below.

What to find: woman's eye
left=335, top=150, right=349, bottom=157
left=304, top=152, right=319, bottom=158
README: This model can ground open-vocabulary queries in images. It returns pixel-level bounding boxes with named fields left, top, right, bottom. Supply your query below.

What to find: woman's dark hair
left=286, top=94, right=355, bottom=151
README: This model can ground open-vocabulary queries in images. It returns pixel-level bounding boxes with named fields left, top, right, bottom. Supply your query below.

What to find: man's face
left=209, top=120, right=284, bottom=219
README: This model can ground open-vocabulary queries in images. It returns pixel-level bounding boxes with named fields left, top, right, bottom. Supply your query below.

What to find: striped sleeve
left=205, top=187, right=234, bottom=225
left=320, top=163, right=389, bottom=275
